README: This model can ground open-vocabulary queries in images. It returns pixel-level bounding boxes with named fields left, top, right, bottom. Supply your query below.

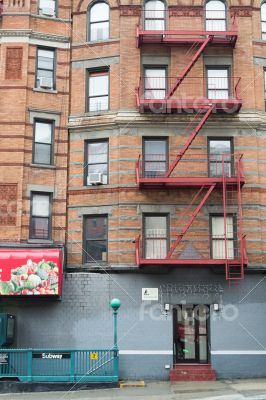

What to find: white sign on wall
left=142, top=288, right=159, bottom=301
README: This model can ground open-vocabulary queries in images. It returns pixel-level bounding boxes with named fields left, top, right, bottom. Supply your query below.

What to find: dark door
left=173, top=305, right=209, bottom=363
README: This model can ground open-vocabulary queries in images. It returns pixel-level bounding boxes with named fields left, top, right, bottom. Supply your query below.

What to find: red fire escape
left=134, top=10, right=248, bottom=285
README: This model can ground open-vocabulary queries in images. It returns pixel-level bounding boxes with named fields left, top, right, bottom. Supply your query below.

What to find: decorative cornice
left=0, top=29, right=70, bottom=43
left=169, top=6, right=203, bottom=17
left=230, top=6, right=253, bottom=17
left=120, top=5, right=141, bottom=17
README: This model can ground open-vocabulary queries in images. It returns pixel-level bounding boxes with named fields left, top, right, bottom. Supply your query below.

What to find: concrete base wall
left=1, top=268, right=266, bottom=380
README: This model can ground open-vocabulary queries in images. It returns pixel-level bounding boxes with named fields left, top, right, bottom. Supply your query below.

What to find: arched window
left=144, top=0, right=166, bottom=31
left=89, top=2, right=109, bottom=41
left=205, top=0, right=226, bottom=31
left=261, top=2, right=266, bottom=40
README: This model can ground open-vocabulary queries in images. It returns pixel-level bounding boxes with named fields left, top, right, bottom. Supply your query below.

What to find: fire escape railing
left=137, top=10, right=237, bottom=33
left=136, top=153, right=244, bottom=184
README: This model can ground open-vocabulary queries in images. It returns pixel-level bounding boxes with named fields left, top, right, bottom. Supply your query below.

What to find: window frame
left=29, top=192, right=52, bottom=240
left=207, top=137, right=234, bottom=177
left=142, top=136, right=169, bottom=178
left=35, top=46, right=56, bottom=90
left=263, top=68, right=266, bottom=111
left=143, top=65, right=168, bottom=100
left=205, top=65, right=231, bottom=99
left=32, top=118, right=55, bottom=166
left=143, top=0, right=167, bottom=31
left=209, top=213, right=237, bottom=259
left=261, top=2, right=266, bottom=40
left=143, top=213, right=170, bottom=259
left=84, top=139, right=109, bottom=186
left=86, top=68, right=110, bottom=112
left=83, top=215, right=108, bottom=264
left=38, top=0, right=57, bottom=17
left=205, top=0, right=227, bottom=31
left=88, top=1, right=110, bottom=42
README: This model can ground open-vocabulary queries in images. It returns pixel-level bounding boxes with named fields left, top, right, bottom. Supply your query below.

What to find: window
left=211, top=215, right=236, bottom=259
left=33, top=120, right=54, bottom=165
left=205, top=0, right=226, bottom=31
left=30, top=193, right=52, bottom=240
left=264, top=68, right=266, bottom=110
left=206, top=67, right=229, bottom=99
left=208, top=139, right=233, bottom=177
left=144, top=67, right=166, bottom=99
left=89, top=2, right=109, bottom=41
left=38, top=0, right=56, bottom=16
left=86, top=140, right=108, bottom=185
left=261, top=2, right=266, bottom=40
left=84, top=216, right=108, bottom=263
left=36, top=48, right=55, bottom=90
left=144, top=214, right=168, bottom=259
left=88, top=70, right=109, bottom=112
left=144, top=0, right=166, bottom=30
left=143, top=137, right=168, bottom=177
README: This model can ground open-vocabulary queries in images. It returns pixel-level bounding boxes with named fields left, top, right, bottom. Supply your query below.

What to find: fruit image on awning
left=0, top=249, right=63, bottom=296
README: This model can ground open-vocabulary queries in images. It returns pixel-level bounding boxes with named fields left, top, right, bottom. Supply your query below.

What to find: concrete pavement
left=1, top=380, right=266, bottom=400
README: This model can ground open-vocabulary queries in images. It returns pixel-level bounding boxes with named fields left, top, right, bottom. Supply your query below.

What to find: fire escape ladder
left=167, top=184, right=216, bottom=259
left=236, top=155, right=246, bottom=277
left=223, top=156, right=245, bottom=285
left=166, top=105, right=214, bottom=178
left=167, top=36, right=213, bottom=99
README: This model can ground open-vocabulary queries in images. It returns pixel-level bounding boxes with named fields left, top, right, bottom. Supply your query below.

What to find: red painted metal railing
left=136, top=153, right=244, bottom=184
left=137, top=10, right=237, bottom=32
left=136, top=76, right=242, bottom=113
left=135, top=235, right=246, bottom=264
left=136, top=10, right=237, bottom=47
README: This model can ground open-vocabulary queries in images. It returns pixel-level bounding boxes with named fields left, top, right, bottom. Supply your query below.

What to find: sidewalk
left=1, top=379, right=266, bottom=400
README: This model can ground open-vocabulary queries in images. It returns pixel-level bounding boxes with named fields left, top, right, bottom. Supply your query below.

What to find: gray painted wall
left=1, top=268, right=266, bottom=380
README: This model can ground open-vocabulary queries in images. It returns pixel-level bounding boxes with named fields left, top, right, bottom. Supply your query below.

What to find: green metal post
left=110, top=299, right=121, bottom=380
left=27, top=350, right=32, bottom=382
left=70, top=351, right=75, bottom=382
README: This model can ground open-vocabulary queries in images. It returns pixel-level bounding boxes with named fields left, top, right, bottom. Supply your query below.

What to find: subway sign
left=0, top=249, right=63, bottom=296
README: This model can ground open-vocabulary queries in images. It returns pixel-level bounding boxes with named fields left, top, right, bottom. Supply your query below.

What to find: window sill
left=84, top=110, right=111, bottom=117
left=82, top=262, right=108, bottom=268
left=28, top=239, right=54, bottom=244
left=30, top=163, right=56, bottom=170
left=33, top=88, right=58, bottom=94
left=75, top=38, right=119, bottom=46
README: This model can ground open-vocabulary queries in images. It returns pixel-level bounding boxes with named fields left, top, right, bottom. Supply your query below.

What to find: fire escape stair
left=167, top=37, right=212, bottom=99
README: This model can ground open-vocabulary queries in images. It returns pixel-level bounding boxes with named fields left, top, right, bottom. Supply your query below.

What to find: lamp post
left=110, top=298, right=121, bottom=380
left=111, top=298, right=121, bottom=351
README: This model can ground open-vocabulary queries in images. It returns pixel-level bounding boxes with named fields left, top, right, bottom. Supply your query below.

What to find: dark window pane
left=32, top=217, right=49, bottom=239
left=86, top=217, right=107, bottom=240
left=34, top=143, right=51, bottom=165
left=85, top=241, right=107, bottom=262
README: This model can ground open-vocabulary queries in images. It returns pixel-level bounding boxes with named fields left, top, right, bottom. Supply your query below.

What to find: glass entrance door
left=173, top=305, right=209, bottom=363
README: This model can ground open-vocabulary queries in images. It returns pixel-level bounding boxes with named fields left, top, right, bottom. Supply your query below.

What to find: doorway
left=173, top=305, right=210, bottom=364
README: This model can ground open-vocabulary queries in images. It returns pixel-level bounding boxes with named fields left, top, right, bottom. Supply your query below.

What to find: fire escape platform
left=137, top=29, right=237, bottom=47
left=138, top=258, right=248, bottom=267
left=138, top=98, right=242, bottom=114
left=137, top=176, right=245, bottom=188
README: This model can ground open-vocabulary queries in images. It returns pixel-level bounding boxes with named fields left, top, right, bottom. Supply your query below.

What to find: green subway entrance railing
left=0, top=349, right=119, bottom=382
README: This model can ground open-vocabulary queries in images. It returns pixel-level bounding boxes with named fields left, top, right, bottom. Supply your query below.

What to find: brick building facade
left=0, top=0, right=266, bottom=381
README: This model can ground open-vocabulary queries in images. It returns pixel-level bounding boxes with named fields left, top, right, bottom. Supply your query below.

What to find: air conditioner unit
left=87, top=173, right=103, bottom=185
left=41, top=7, right=55, bottom=16
left=39, top=77, right=53, bottom=89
